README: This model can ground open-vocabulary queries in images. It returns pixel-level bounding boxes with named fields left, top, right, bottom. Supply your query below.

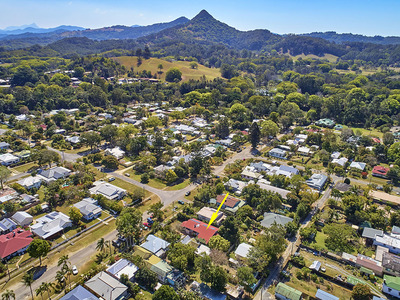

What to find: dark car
left=178, top=200, right=185, bottom=205
left=185, top=191, right=191, bottom=196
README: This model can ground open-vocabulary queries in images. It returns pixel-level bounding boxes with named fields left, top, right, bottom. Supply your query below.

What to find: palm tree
left=57, top=255, right=70, bottom=268
left=62, top=264, right=73, bottom=290
left=22, top=273, right=34, bottom=300
left=107, top=240, right=113, bottom=255
left=96, top=238, right=105, bottom=253
left=41, top=282, right=54, bottom=300
left=56, top=270, right=66, bottom=290
left=1, top=290, right=15, bottom=300
left=35, top=285, right=45, bottom=300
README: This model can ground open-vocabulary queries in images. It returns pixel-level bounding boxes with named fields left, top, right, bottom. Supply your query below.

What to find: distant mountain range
left=0, top=10, right=400, bottom=55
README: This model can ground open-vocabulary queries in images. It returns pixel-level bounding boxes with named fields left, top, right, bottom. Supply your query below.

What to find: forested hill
left=301, top=31, right=400, bottom=45
left=0, top=17, right=189, bottom=49
left=139, top=10, right=281, bottom=50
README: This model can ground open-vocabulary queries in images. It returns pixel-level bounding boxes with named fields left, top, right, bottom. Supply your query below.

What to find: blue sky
left=1, top=0, right=399, bottom=36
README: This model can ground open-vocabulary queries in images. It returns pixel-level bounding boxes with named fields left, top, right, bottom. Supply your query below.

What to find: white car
left=72, top=265, right=78, bottom=275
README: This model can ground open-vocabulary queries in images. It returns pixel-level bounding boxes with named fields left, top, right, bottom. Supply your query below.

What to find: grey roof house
left=0, top=218, right=17, bottom=234
left=140, top=234, right=170, bottom=258
left=306, top=174, right=328, bottom=191
left=89, top=181, right=126, bottom=200
left=261, top=213, right=293, bottom=228
left=30, top=212, right=72, bottom=240
left=11, top=211, right=33, bottom=227
left=85, top=271, right=128, bottom=300
left=38, top=166, right=71, bottom=183
left=60, top=285, right=99, bottom=300
left=73, top=198, right=102, bottom=221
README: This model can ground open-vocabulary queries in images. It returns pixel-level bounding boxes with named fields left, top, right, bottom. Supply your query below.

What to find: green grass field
left=290, top=53, right=338, bottom=63
left=114, top=56, right=221, bottom=81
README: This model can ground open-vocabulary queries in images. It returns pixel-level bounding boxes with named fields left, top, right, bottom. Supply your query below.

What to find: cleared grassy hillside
left=114, top=56, right=221, bottom=81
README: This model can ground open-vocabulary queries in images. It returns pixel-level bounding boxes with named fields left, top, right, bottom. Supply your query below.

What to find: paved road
left=6, top=225, right=118, bottom=300
left=47, top=146, right=81, bottom=163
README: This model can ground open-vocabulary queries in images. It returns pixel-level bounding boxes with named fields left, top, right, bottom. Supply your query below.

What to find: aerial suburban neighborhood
left=0, top=3, right=400, bottom=300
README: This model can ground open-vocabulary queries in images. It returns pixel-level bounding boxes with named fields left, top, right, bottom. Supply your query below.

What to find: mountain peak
left=192, top=10, right=215, bottom=21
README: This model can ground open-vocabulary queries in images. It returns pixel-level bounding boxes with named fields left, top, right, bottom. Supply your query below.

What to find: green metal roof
left=275, top=283, right=302, bottom=300
left=384, top=275, right=400, bottom=290
left=347, top=275, right=365, bottom=286
left=360, top=267, right=373, bottom=275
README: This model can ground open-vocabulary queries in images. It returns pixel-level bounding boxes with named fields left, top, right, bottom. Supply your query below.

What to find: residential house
left=331, top=152, right=341, bottom=160
left=73, top=198, right=102, bottom=221
left=224, top=179, right=249, bottom=196
left=180, top=219, right=218, bottom=243
left=256, top=180, right=290, bottom=199
left=376, top=246, right=389, bottom=262
left=374, top=234, right=400, bottom=254
left=211, top=194, right=245, bottom=214
left=16, top=176, right=42, bottom=190
left=0, top=218, right=17, bottom=234
left=0, top=153, right=19, bottom=166
left=373, top=166, right=389, bottom=178
left=197, top=207, right=225, bottom=226
left=382, top=252, right=400, bottom=276
left=356, top=254, right=383, bottom=276
left=331, top=157, right=348, bottom=167
left=89, top=181, right=126, bottom=200
left=316, top=118, right=335, bottom=128
left=269, top=148, right=287, bottom=160
left=154, top=164, right=174, bottom=177
left=31, top=211, right=72, bottom=240
left=106, top=258, right=138, bottom=281
left=349, top=161, right=366, bottom=171
left=315, top=289, right=339, bottom=300
left=306, top=174, right=328, bottom=191
left=0, top=229, right=33, bottom=261
left=105, top=147, right=125, bottom=160
left=15, top=150, right=31, bottom=160
left=196, top=244, right=211, bottom=256
left=60, top=285, right=100, bottom=300
left=140, top=234, right=170, bottom=258
left=191, top=281, right=227, bottom=300
left=310, top=260, right=321, bottom=271
left=234, top=243, right=253, bottom=260
left=241, top=166, right=263, bottom=180
left=38, top=166, right=71, bottom=183
left=275, top=282, right=302, bottom=300
left=249, top=161, right=270, bottom=173
left=297, top=146, right=311, bottom=156
left=65, top=136, right=80, bottom=144
left=0, top=142, right=10, bottom=150
left=362, top=227, right=384, bottom=245
left=85, top=271, right=128, bottom=300
left=260, top=213, right=293, bottom=228
left=267, top=165, right=299, bottom=178
left=0, top=188, right=18, bottom=204
left=383, top=275, right=400, bottom=299
left=215, top=138, right=233, bottom=148
left=20, top=194, right=37, bottom=205
left=11, top=211, right=33, bottom=227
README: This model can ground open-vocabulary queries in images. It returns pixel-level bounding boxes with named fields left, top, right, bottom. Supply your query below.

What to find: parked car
left=72, top=265, right=78, bottom=275
left=178, top=200, right=185, bottom=205
left=143, top=222, right=151, bottom=228
left=321, top=267, right=326, bottom=272
left=185, top=191, right=191, bottom=196
left=108, top=177, right=115, bottom=182
left=147, top=217, right=154, bottom=224
left=124, top=173, right=130, bottom=177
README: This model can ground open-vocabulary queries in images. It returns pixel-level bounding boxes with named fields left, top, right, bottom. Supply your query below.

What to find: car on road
left=178, top=200, right=185, bottom=205
left=108, top=177, right=115, bottom=182
left=185, top=191, right=191, bottom=196
left=377, top=186, right=383, bottom=190
left=72, top=265, right=78, bottom=275
left=124, top=173, right=130, bottom=177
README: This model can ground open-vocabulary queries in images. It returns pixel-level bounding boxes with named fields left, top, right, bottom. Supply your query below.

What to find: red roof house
left=216, top=194, right=241, bottom=209
left=0, top=229, right=33, bottom=260
left=181, top=219, right=218, bottom=243
left=372, top=138, right=381, bottom=144
left=372, top=166, right=389, bottom=178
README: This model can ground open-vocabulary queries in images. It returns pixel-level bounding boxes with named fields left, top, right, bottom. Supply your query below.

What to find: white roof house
left=197, top=207, right=225, bottom=226
left=241, top=166, right=263, bottom=180
left=105, top=147, right=125, bottom=160
left=0, top=153, right=19, bottom=166
left=66, top=136, right=80, bottom=144
left=310, top=260, right=321, bottom=271
left=89, top=181, right=126, bottom=200
left=235, top=243, right=253, bottom=259
left=298, top=146, right=311, bottom=156
left=106, top=259, right=138, bottom=281
left=225, top=179, right=249, bottom=195
left=256, top=180, right=291, bottom=199
left=73, top=198, right=102, bottom=221
left=11, top=211, right=33, bottom=227
left=306, top=174, right=328, bottom=191
left=331, top=152, right=341, bottom=159
left=332, top=157, right=348, bottom=167
left=31, top=212, right=72, bottom=239
left=38, top=166, right=71, bottom=183
left=17, top=176, right=42, bottom=190
left=349, top=161, right=366, bottom=171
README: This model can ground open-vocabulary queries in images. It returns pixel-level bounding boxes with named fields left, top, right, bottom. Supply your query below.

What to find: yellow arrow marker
left=207, top=192, right=229, bottom=229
